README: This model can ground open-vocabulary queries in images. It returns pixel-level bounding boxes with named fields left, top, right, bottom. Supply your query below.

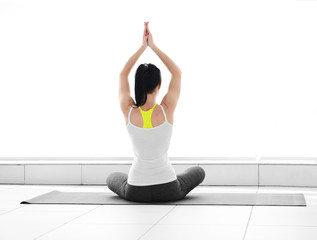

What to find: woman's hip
left=126, top=179, right=184, bottom=202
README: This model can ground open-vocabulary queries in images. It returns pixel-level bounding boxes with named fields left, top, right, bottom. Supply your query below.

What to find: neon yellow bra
left=138, top=104, right=157, bottom=128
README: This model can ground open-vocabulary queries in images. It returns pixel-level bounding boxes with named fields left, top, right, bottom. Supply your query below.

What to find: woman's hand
left=142, top=21, right=155, bottom=49
left=142, top=22, right=149, bottom=48
left=145, top=22, right=155, bottom=49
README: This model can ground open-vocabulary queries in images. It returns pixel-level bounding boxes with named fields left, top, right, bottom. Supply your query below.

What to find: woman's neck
left=141, top=94, right=157, bottom=110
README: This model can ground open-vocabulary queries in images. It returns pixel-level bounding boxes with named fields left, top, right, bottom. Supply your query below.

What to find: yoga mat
left=21, top=191, right=306, bottom=206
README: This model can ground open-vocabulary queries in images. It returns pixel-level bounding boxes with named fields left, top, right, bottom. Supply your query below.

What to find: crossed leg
left=106, top=166, right=206, bottom=202
left=106, top=172, right=128, bottom=198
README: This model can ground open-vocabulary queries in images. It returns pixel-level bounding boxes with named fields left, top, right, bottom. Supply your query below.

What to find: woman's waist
left=132, top=153, right=170, bottom=168
left=129, top=161, right=176, bottom=178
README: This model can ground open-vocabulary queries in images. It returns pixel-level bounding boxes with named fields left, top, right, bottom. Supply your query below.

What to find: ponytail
left=133, top=63, right=161, bottom=108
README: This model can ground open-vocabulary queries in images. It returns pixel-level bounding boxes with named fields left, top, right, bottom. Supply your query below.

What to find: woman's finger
left=145, top=21, right=149, bottom=36
left=144, top=22, right=147, bottom=36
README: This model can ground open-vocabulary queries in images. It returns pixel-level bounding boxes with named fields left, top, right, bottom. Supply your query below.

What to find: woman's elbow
left=172, top=69, right=182, bottom=77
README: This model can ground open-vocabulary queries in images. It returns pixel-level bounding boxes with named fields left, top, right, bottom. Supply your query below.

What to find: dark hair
left=133, top=63, right=161, bottom=108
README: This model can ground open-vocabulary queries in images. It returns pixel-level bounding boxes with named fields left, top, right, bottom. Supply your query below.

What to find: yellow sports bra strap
left=139, top=104, right=157, bottom=128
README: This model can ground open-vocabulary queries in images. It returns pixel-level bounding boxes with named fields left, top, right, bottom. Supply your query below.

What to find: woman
left=106, top=22, right=205, bottom=202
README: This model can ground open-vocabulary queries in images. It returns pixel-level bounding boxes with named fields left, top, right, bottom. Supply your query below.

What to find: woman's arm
left=151, top=44, right=182, bottom=76
left=119, top=45, right=146, bottom=78
left=146, top=23, right=181, bottom=76
left=119, top=45, right=146, bottom=114
left=146, top=24, right=182, bottom=112
left=153, top=44, right=182, bottom=112
left=119, top=23, right=148, bottom=115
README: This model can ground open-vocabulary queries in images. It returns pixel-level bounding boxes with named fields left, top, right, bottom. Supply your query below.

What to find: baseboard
left=0, top=157, right=317, bottom=187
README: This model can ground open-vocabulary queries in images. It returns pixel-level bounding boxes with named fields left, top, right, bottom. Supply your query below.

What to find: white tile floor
left=0, top=185, right=317, bottom=240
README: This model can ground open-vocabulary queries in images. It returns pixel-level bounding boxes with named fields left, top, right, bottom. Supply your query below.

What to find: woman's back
left=128, top=104, right=173, bottom=127
left=126, top=103, right=176, bottom=185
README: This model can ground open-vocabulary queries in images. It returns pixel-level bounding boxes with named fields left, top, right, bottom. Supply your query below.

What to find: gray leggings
left=106, top=166, right=206, bottom=202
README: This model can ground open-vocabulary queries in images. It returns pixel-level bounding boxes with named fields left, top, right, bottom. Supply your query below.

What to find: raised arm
left=146, top=24, right=182, bottom=113
left=119, top=23, right=148, bottom=116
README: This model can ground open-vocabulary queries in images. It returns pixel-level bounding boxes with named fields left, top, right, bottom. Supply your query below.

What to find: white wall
left=0, top=0, right=316, bottom=158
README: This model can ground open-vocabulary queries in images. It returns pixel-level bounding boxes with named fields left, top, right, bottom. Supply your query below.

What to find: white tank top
left=126, top=104, right=177, bottom=186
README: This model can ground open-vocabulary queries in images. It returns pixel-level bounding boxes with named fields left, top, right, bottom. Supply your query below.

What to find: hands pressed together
left=142, top=21, right=155, bottom=49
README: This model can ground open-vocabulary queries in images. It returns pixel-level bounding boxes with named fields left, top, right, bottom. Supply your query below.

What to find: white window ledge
left=0, top=157, right=317, bottom=187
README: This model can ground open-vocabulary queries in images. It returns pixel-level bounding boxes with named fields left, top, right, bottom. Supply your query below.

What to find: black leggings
left=106, top=166, right=206, bottom=202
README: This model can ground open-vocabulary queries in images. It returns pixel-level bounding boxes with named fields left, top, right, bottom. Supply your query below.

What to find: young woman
left=106, top=22, right=205, bottom=202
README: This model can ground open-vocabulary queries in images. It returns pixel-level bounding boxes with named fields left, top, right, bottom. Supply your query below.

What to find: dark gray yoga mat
left=20, top=191, right=306, bottom=206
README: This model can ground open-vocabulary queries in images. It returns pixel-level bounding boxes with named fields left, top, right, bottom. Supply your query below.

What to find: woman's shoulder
left=127, top=103, right=174, bottom=126
left=158, top=103, right=174, bottom=125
